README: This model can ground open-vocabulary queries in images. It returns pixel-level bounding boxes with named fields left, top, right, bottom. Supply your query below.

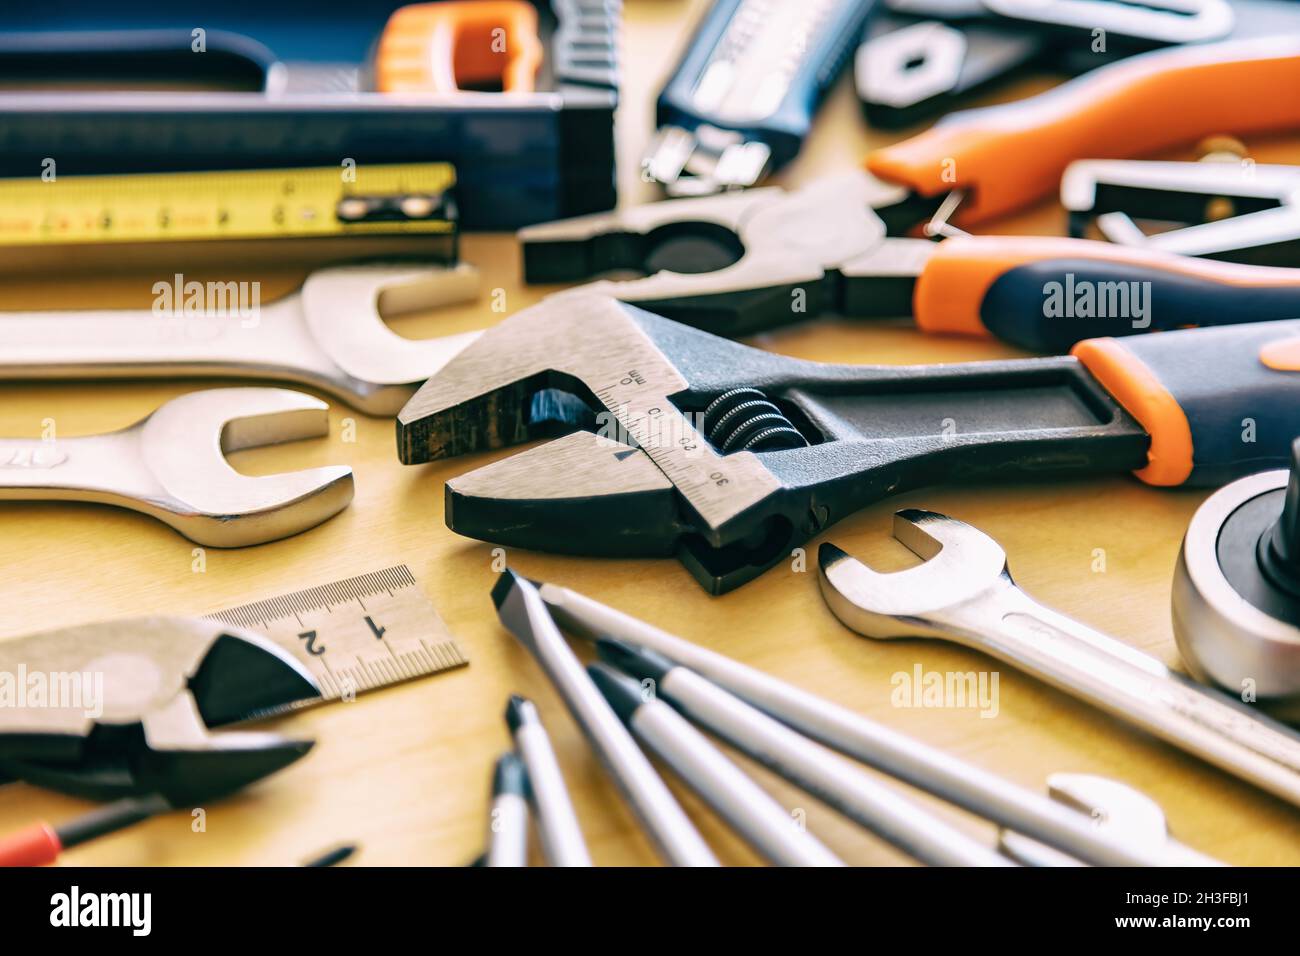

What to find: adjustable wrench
left=0, top=387, right=353, bottom=546
left=819, top=508, right=1300, bottom=810
left=0, top=263, right=479, bottom=415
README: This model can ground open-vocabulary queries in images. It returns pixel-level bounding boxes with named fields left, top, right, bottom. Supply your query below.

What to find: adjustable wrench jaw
left=0, top=617, right=318, bottom=802
left=397, top=295, right=814, bottom=584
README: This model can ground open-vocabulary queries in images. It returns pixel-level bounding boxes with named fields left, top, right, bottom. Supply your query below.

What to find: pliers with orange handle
left=522, top=35, right=1300, bottom=353
left=870, top=34, right=1300, bottom=226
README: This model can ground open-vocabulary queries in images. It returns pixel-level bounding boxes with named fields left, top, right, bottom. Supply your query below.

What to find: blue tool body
left=647, top=0, right=878, bottom=192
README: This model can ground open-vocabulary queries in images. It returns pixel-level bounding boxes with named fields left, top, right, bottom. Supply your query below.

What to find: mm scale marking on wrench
left=205, top=564, right=467, bottom=702
left=571, top=306, right=781, bottom=529
left=589, top=373, right=777, bottom=531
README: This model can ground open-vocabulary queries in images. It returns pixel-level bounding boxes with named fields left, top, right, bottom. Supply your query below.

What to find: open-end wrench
left=0, top=387, right=353, bottom=546
left=819, top=508, right=1300, bottom=810
left=999, top=773, right=1220, bottom=867
left=0, top=263, right=480, bottom=416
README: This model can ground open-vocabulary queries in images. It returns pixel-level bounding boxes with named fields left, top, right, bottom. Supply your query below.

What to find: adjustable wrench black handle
left=1073, top=319, right=1300, bottom=488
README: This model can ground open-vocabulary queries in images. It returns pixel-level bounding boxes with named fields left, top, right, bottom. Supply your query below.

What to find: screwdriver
left=589, top=662, right=845, bottom=867
left=506, top=695, right=592, bottom=867
left=486, top=751, right=530, bottom=868
left=597, top=639, right=1013, bottom=867
left=537, top=579, right=1178, bottom=866
left=492, top=569, right=719, bottom=866
left=0, top=793, right=171, bottom=867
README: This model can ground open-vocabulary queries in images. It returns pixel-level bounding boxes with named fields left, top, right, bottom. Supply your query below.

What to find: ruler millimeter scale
left=205, top=565, right=467, bottom=703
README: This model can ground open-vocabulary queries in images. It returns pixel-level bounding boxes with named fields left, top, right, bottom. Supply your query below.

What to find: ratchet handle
left=657, top=0, right=877, bottom=167
left=868, top=37, right=1300, bottom=223
left=914, top=235, right=1300, bottom=350
left=1071, top=319, right=1300, bottom=487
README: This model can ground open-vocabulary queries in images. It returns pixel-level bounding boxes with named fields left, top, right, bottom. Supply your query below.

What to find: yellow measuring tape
left=0, top=163, right=457, bottom=246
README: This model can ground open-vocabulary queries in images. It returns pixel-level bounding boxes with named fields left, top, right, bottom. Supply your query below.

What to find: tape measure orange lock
left=376, top=1, right=544, bottom=94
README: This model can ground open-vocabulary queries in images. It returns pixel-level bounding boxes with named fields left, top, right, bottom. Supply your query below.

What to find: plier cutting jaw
left=520, top=35, right=1300, bottom=351
left=520, top=171, right=940, bottom=339
left=0, top=617, right=319, bottom=803
left=522, top=166, right=1300, bottom=352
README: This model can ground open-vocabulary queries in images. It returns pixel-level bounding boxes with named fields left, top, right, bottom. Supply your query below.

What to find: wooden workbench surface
left=2, top=0, right=1298, bottom=867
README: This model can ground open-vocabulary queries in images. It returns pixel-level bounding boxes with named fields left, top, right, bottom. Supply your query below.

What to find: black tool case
left=0, top=0, right=620, bottom=229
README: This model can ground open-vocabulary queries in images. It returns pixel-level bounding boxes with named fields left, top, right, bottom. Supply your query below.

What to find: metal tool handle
left=0, top=298, right=331, bottom=379
left=952, top=583, right=1300, bottom=807
left=0, top=430, right=155, bottom=500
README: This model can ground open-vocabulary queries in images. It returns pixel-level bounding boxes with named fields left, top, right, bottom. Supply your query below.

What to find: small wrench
left=818, top=508, right=1300, bottom=811
left=999, top=773, right=1220, bottom=867
left=0, top=387, right=353, bottom=546
left=0, top=263, right=480, bottom=415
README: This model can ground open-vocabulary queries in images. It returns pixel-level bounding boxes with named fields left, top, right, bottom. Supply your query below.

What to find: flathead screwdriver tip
left=490, top=568, right=526, bottom=610
left=595, top=637, right=674, bottom=683
left=493, top=751, right=529, bottom=798
left=505, top=694, right=536, bottom=732
left=302, top=843, right=358, bottom=867
left=586, top=662, right=645, bottom=724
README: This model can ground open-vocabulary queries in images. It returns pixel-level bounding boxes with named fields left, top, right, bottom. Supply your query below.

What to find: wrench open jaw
left=819, top=510, right=1300, bottom=810
left=397, top=295, right=1149, bottom=593
left=998, top=773, right=1218, bottom=867
left=0, top=617, right=318, bottom=804
left=818, top=509, right=1013, bottom=642
left=0, top=263, right=481, bottom=415
left=0, top=387, right=354, bottom=547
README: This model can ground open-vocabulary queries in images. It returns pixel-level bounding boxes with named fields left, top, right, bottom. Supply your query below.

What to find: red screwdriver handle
left=0, top=821, right=61, bottom=867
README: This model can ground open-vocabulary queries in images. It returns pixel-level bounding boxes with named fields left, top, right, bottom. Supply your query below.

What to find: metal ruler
left=204, top=565, right=467, bottom=703
left=0, top=162, right=457, bottom=247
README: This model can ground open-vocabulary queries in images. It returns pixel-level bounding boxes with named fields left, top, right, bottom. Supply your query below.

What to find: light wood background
left=2, top=0, right=1298, bottom=866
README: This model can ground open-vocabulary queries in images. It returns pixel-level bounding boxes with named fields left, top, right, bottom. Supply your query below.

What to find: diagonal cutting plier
left=0, top=616, right=319, bottom=803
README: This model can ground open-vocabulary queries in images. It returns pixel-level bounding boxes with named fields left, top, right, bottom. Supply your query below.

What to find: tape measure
left=4, top=163, right=457, bottom=247
left=205, top=564, right=467, bottom=703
